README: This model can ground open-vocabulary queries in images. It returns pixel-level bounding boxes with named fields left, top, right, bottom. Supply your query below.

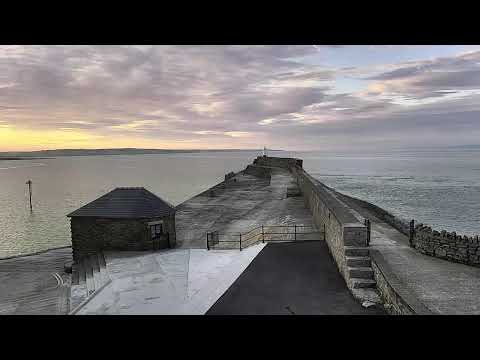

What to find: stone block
left=435, top=248, right=447, bottom=257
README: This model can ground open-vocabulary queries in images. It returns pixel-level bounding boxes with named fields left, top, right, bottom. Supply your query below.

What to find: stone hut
left=67, top=187, right=176, bottom=261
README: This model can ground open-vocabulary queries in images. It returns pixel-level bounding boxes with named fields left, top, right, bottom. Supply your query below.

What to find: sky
left=1, top=45, right=480, bottom=152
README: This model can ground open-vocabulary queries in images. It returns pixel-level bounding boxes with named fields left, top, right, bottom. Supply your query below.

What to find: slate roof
left=67, top=187, right=176, bottom=219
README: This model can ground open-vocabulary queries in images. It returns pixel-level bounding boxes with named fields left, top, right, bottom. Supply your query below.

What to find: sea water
left=0, top=149, right=478, bottom=258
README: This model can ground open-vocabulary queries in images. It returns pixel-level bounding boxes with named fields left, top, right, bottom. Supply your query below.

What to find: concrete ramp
left=74, top=244, right=266, bottom=315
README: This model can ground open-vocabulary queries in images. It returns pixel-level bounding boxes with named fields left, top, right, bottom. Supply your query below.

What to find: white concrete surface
left=76, top=243, right=266, bottom=315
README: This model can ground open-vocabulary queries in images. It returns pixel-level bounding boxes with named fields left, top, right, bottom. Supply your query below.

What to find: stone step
left=344, top=246, right=369, bottom=257
left=348, top=266, right=374, bottom=279
left=352, top=278, right=376, bottom=289
left=346, top=256, right=371, bottom=267
left=84, top=257, right=95, bottom=297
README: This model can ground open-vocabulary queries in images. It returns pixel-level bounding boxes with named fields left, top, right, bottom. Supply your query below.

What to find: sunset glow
left=2, top=45, right=480, bottom=151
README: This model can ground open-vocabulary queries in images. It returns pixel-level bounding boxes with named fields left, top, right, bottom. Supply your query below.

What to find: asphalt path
left=207, top=241, right=385, bottom=315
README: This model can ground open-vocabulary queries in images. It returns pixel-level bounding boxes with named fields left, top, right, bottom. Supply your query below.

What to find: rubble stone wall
left=414, top=224, right=480, bottom=266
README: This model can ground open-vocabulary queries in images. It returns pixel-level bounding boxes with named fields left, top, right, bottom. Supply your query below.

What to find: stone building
left=67, top=187, right=176, bottom=261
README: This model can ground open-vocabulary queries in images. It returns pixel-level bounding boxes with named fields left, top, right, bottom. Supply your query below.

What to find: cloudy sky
left=1, top=45, right=480, bottom=151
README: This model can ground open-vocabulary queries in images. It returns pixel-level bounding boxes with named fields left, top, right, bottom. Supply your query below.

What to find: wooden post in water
left=26, top=180, right=32, bottom=212
left=409, top=219, right=415, bottom=247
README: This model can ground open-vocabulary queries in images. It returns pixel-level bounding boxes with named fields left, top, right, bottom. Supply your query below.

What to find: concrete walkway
left=207, top=242, right=385, bottom=315
left=176, top=168, right=318, bottom=249
left=75, top=244, right=266, bottom=315
left=0, top=248, right=71, bottom=315
left=339, top=194, right=480, bottom=314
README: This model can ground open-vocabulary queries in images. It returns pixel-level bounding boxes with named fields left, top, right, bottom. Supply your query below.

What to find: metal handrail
left=206, top=224, right=322, bottom=250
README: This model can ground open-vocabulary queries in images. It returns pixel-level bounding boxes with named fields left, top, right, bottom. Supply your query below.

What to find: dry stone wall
left=414, top=224, right=480, bottom=266
left=338, top=190, right=480, bottom=268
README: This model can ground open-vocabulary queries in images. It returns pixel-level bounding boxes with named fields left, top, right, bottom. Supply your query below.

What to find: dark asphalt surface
left=207, top=241, right=386, bottom=315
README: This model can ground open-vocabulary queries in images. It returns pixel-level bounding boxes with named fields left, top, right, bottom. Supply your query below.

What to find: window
left=150, top=224, right=162, bottom=239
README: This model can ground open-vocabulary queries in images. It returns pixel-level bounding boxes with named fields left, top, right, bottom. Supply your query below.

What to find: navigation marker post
left=26, top=179, right=33, bottom=212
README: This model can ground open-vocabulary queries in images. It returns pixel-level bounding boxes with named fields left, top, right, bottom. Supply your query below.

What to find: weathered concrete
left=75, top=244, right=266, bottom=315
left=338, top=192, right=480, bottom=314
left=207, top=242, right=385, bottom=315
left=175, top=167, right=319, bottom=249
left=0, top=247, right=71, bottom=315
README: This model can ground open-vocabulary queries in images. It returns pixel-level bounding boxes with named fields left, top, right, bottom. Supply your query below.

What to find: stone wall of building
left=414, top=224, right=480, bottom=266
left=71, top=216, right=175, bottom=261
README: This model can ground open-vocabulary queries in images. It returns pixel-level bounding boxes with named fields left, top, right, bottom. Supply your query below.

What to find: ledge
left=370, top=249, right=434, bottom=315
left=0, top=245, right=72, bottom=261
left=294, top=167, right=362, bottom=225
left=69, top=278, right=112, bottom=315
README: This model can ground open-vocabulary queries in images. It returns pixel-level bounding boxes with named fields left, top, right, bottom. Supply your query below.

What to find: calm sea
left=1, top=149, right=479, bottom=258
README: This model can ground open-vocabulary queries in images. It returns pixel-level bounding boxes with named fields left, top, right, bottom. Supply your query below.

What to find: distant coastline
left=0, top=157, right=50, bottom=161
left=0, top=148, right=284, bottom=159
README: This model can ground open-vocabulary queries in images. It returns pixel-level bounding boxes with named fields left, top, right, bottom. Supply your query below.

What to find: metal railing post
left=206, top=232, right=210, bottom=250
left=364, top=219, right=366, bottom=246
left=239, top=233, right=242, bottom=251
left=368, top=219, right=371, bottom=246
left=364, top=219, right=371, bottom=246
left=323, top=224, right=326, bottom=241
left=294, top=224, right=297, bottom=241
left=262, top=225, right=265, bottom=243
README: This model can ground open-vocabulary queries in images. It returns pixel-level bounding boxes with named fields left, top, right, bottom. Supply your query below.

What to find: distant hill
left=0, top=148, right=284, bottom=158
left=447, top=145, right=480, bottom=149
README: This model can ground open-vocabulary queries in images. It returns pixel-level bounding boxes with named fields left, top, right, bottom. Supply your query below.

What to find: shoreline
left=0, top=157, right=51, bottom=160
left=0, top=245, right=72, bottom=261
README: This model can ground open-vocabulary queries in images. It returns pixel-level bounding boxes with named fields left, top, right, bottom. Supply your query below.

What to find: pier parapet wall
left=253, top=156, right=302, bottom=169
left=257, top=156, right=370, bottom=292
left=292, top=166, right=368, bottom=289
